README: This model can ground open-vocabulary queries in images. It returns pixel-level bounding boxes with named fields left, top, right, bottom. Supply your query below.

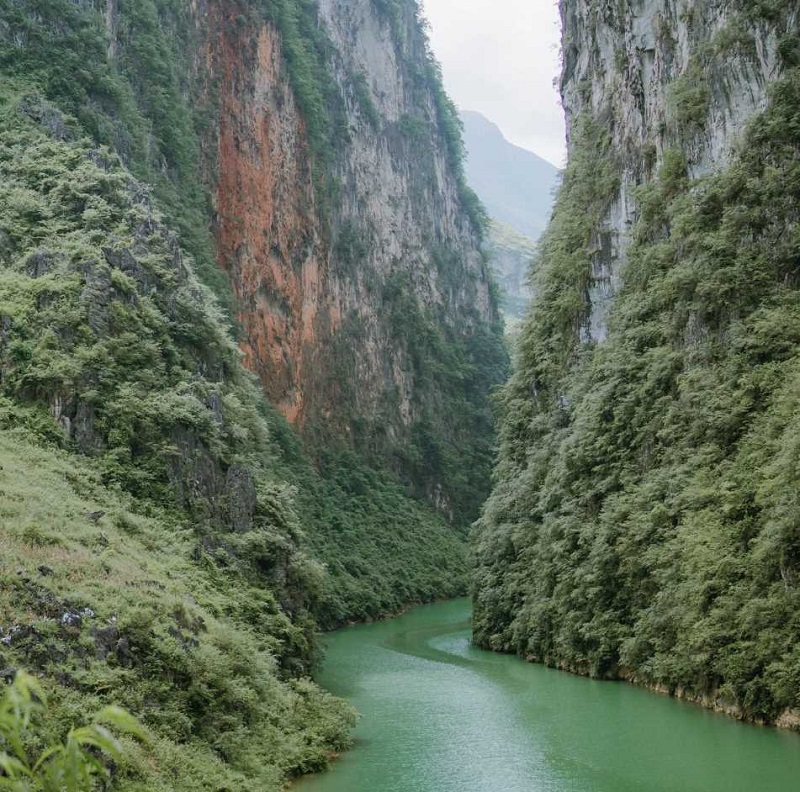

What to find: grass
left=0, top=429, right=355, bottom=790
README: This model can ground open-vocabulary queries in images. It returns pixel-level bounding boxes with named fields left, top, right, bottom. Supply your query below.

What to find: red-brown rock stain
left=210, top=4, right=340, bottom=426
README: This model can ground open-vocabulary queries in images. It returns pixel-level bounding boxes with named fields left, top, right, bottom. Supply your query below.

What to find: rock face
left=202, top=6, right=328, bottom=427
left=562, top=0, right=795, bottom=339
left=193, top=0, right=505, bottom=519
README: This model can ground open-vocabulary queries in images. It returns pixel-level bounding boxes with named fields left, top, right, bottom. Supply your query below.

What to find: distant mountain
left=460, top=110, right=560, bottom=317
left=461, top=110, right=560, bottom=241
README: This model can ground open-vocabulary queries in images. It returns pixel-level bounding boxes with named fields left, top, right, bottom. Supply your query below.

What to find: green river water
left=297, top=598, right=800, bottom=792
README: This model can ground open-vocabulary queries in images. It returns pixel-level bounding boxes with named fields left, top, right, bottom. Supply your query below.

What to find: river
left=296, top=598, right=800, bottom=791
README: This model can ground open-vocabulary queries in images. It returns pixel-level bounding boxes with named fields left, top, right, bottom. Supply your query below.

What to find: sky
left=420, top=0, right=566, bottom=167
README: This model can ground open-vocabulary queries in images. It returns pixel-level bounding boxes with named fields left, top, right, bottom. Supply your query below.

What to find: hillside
left=473, top=0, right=800, bottom=729
left=0, top=0, right=506, bottom=787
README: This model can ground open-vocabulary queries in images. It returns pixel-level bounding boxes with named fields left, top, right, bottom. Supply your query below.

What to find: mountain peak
left=460, top=110, right=559, bottom=241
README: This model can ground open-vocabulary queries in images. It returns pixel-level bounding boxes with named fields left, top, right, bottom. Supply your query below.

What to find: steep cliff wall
left=203, top=3, right=331, bottom=426
left=474, top=0, right=800, bottom=729
left=562, top=0, right=795, bottom=339
left=195, top=0, right=506, bottom=523
left=0, top=0, right=506, bottom=784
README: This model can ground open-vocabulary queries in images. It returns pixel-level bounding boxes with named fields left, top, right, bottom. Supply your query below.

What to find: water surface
left=298, top=598, right=800, bottom=791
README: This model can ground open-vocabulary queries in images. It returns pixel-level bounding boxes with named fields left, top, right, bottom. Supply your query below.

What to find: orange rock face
left=211, top=6, right=334, bottom=426
left=193, top=0, right=499, bottom=492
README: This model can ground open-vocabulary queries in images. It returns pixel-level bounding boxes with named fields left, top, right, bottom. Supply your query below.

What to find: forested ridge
left=474, top=1, right=800, bottom=726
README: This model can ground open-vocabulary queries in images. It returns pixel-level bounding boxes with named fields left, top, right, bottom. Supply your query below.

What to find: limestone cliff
left=562, top=0, right=797, bottom=339
left=0, top=0, right=502, bottom=641
left=194, top=0, right=505, bottom=521
left=0, top=1, right=502, bottom=784
left=473, top=0, right=800, bottom=729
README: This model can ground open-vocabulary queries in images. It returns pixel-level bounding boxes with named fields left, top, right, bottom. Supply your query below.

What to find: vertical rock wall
left=190, top=0, right=503, bottom=517
left=561, top=0, right=795, bottom=339
left=202, top=3, right=333, bottom=425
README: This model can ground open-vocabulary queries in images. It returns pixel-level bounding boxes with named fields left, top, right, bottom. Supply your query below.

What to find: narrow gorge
left=1, top=0, right=800, bottom=789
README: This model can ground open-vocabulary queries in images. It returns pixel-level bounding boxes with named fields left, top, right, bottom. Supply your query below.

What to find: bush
left=0, top=671, right=143, bottom=791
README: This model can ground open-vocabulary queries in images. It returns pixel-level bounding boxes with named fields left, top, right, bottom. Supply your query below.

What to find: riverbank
left=508, top=652, right=800, bottom=734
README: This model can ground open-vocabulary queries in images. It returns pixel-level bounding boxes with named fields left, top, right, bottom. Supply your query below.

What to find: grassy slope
left=0, top=93, right=358, bottom=787
left=473, top=49, right=800, bottom=722
left=0, top=430, right=354, bottom=790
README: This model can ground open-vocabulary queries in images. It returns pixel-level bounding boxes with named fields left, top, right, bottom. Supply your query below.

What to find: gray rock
left=225, top=465, right=257, bottom=532
left=25, top=250, right=54, bottom=278
left=0, top=229, right=13, bottom=263
left=19, top=96, right=73, bottom=142
left=80, top=263, right=113, bottom=335
left=559, top=0, right=784, bottom=341
left=103, top=245, right=150, bottom=294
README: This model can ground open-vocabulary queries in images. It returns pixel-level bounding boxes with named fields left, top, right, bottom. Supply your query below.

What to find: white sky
left=420, top=0, right=567, bottom=167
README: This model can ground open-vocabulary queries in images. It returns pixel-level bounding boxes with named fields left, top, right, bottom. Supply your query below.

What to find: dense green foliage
left=268, top=429, right=470, bottom=627
left=0, top=99, right=355, bottom=788
left=0, top=672, right=142, bottom=791
left=0, top=431, right=354, bottom=790
left=0, top=0, right=231, bottom=304
left=474, top=62, right=800, bottom=724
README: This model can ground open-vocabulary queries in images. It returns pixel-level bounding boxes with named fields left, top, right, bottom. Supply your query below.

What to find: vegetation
left=0, top=5, right=503, bottom=786
left=273, top=440, right=471, bottom=627
left=0, top=0, right=232, bottom=305
left=473, top=58, right=800, bottom=725
left=667, top=61, right=711, bottom=133
left=0, top=672, right=143, bottom=791
left=0, top=430, right=354, bottom=790
left=0, top=95, right=355, bottom=787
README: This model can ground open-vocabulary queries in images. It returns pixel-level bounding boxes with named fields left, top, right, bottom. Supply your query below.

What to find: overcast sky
left=420, top=0, right=566, bottom=167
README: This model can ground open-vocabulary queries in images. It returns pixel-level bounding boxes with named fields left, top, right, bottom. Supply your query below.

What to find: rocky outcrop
left=562, top=0, right=797, bottom=339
